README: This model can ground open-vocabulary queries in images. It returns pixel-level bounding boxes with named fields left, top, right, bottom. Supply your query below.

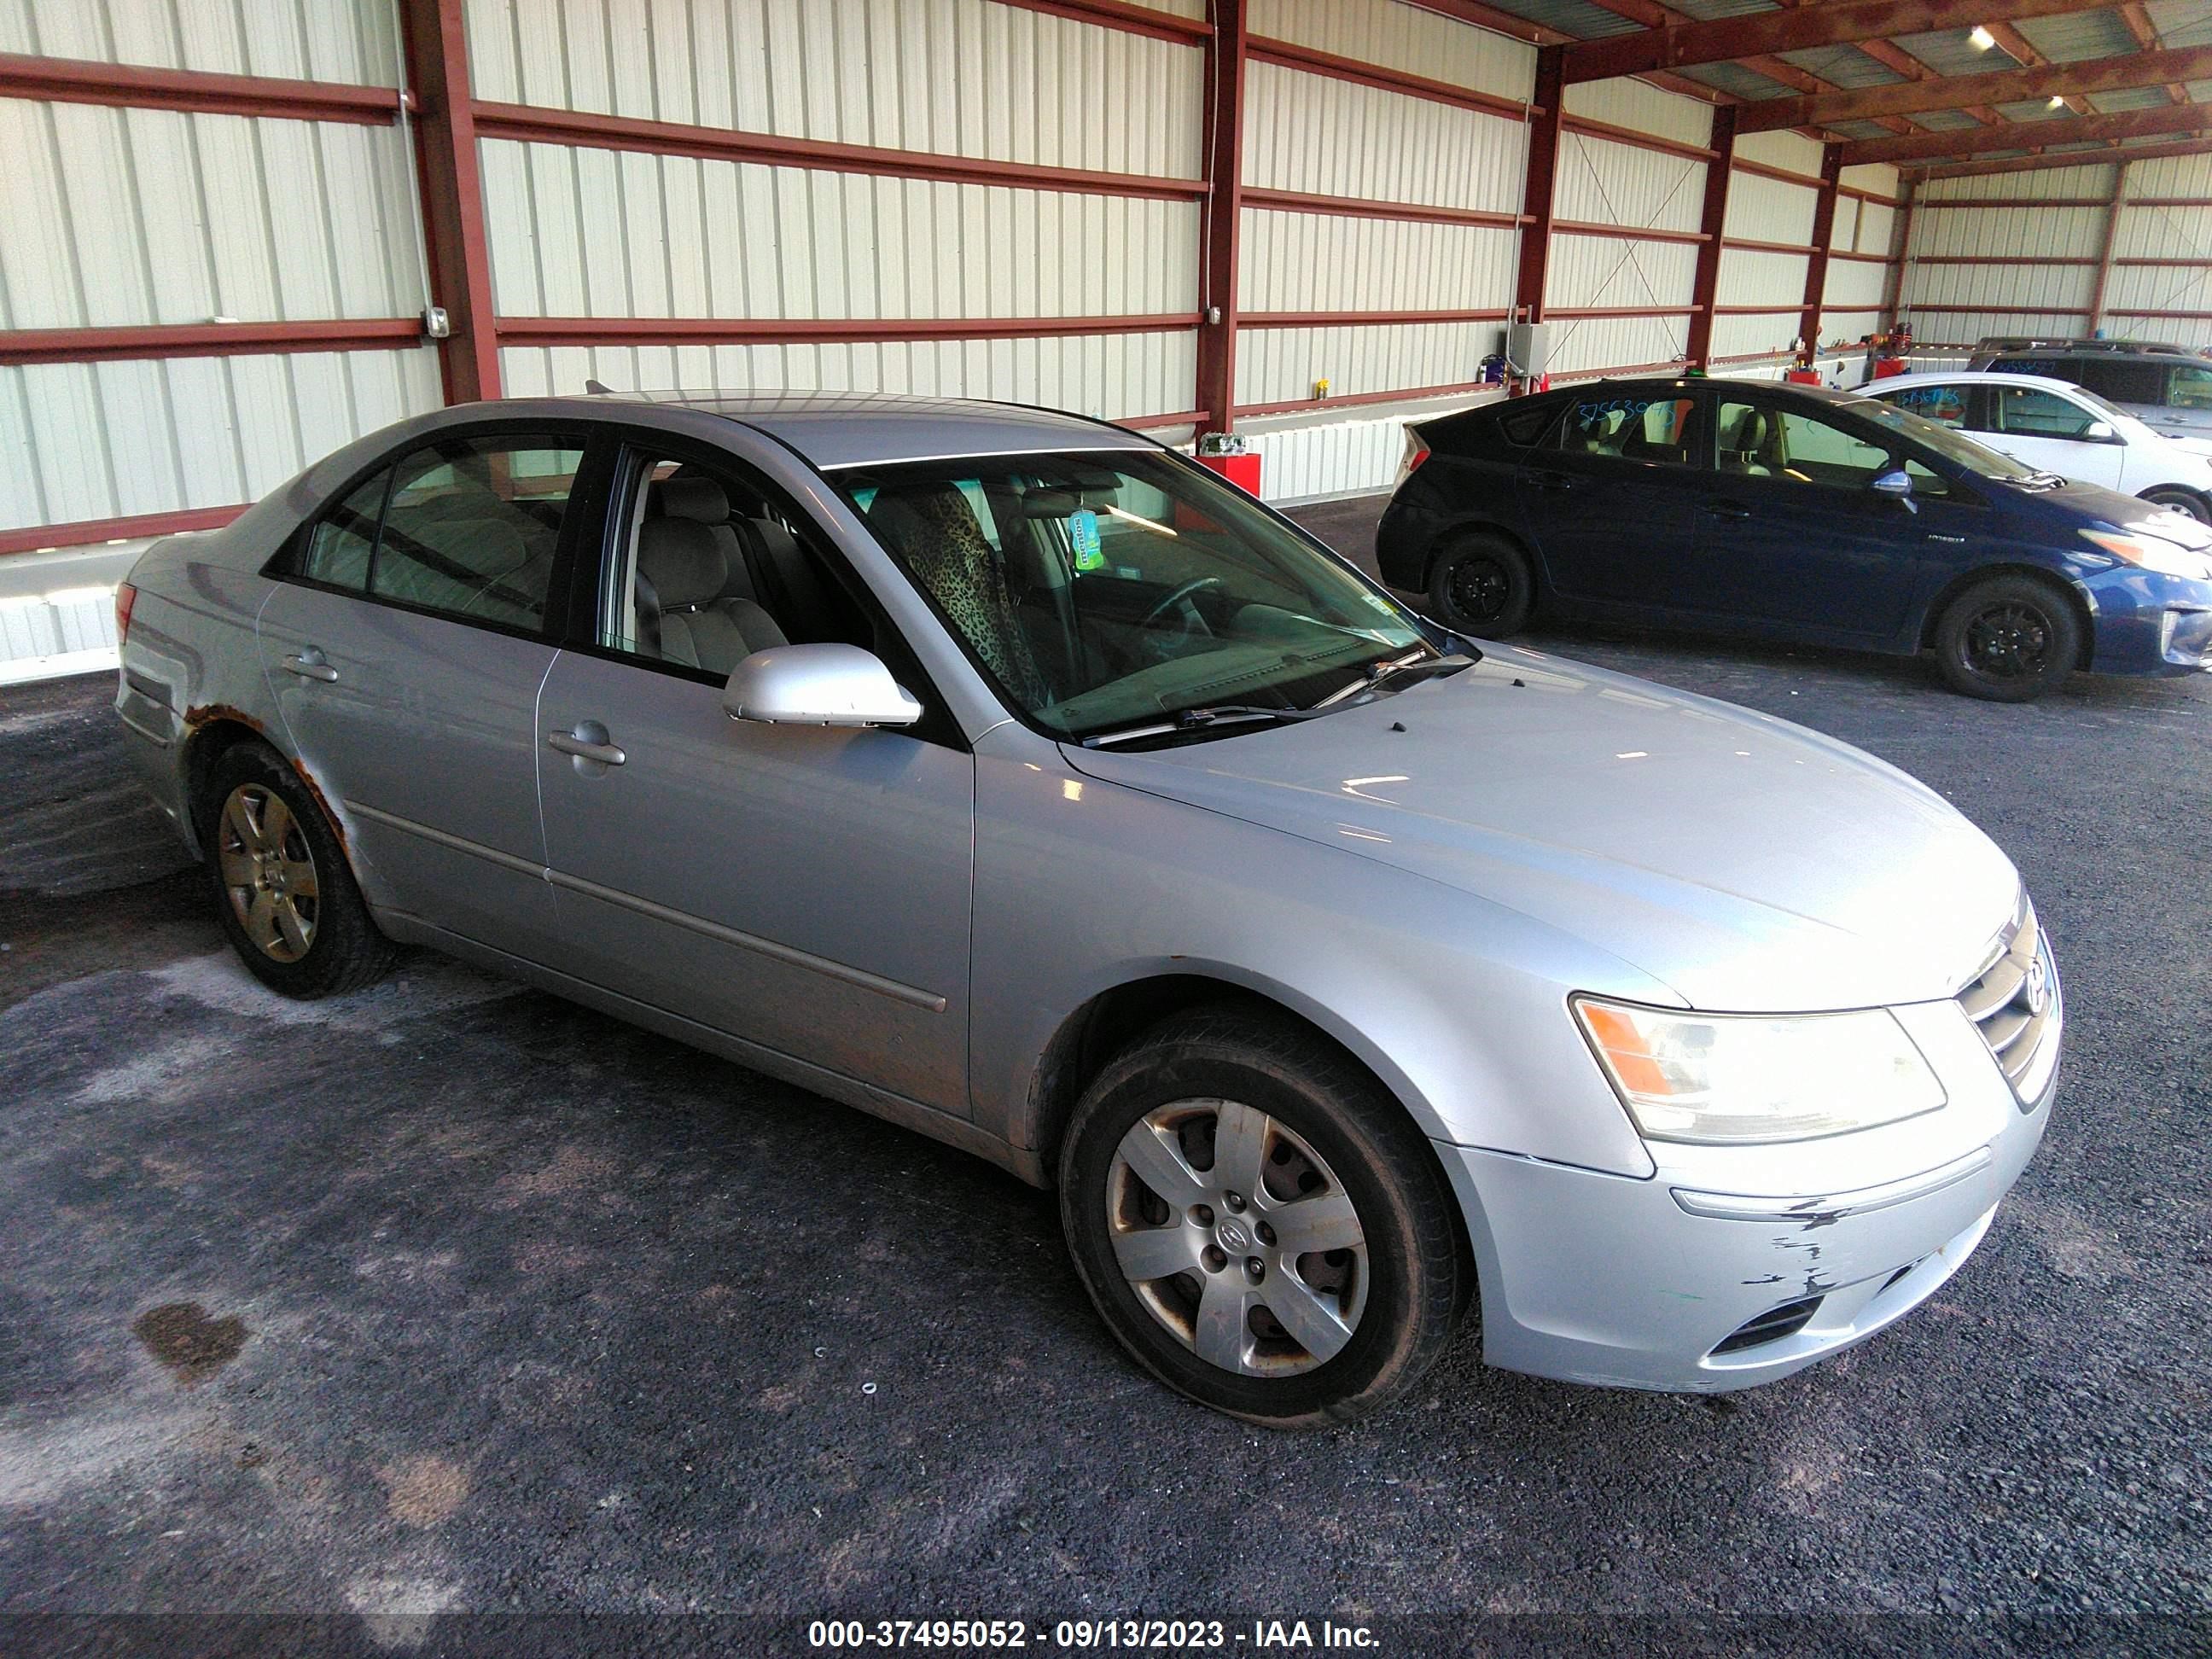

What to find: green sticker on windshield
left=1069, top=508, right=1104, bottom=570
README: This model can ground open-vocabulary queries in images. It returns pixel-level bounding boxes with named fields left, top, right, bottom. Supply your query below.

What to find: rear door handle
left=1700, top=500, right=1751, bottom=521
left=546, top=722, right=626, bottom=767
left=280, top=649, right=339, bottom=683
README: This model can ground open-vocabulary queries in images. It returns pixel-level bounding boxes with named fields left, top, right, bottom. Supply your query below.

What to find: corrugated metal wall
left=0, top=0, right=444, bottom=678
left=2106, top=153, right=2212, bottom=350
left=1236, top=0, right=1529, bottom=417
left=1545, top=79, right=1709, bottom=379
left=1900, top=161, right=2117, bottom=347
left=469, top=0, right=1203, bottom=414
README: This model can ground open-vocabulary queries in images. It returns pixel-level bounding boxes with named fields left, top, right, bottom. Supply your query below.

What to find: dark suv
left=1982, top=348, right=2212, bottom=440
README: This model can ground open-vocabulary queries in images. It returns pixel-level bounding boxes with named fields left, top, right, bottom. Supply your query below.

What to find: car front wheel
left=1058, top=1007, right=1464, bottom=1427
left=1425, top=531, right=1534, bottom=637
left=1933, top=574, right=2082, bottom=701
left=200, top=741, right=395, bottom=998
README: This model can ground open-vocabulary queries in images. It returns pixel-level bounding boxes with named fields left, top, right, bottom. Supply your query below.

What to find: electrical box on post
left=1505, top=322, right=1551, bottom=379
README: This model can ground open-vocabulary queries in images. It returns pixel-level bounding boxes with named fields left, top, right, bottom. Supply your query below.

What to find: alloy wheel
left=216, top=783, right=321, bottom=963
left=1447, top=555, right=1511, bottom=626
left=1962, top=600, right=2052, bottom=681
left=1105, top=1099, right=1369, bottom=1377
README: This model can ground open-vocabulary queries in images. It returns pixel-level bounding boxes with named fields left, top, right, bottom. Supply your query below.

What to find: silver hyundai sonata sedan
left=113, top=391, right=2059, bottom=1425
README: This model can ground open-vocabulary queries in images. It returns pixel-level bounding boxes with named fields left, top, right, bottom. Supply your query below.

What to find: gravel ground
left=1, top=496, right=2207, bottom=1657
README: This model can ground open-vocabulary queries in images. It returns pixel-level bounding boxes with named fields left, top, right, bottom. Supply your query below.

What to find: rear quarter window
left=1420, top=400, right=1549, bottom=457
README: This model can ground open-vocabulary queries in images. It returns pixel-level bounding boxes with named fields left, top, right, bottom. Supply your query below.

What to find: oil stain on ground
left=131, top=1301, right=247, bottom=1385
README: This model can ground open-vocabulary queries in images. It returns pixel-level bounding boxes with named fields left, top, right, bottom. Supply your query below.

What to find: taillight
left=1393, top=434, right=1431, bottom=491
left=115, top=582, right=137, bottom=646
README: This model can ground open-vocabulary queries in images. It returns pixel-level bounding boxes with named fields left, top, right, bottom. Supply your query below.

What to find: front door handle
left=280, top=649, right=339, bottom=683
left=547, top=721, right=626, bottom=768
left=1700, top=500, right=1751, bottom=521
left=1523, top=470, right=1578, bottom=492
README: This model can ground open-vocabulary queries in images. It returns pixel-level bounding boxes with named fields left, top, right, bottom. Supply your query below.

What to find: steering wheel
left=1140, top=575, right=1224, bottom=631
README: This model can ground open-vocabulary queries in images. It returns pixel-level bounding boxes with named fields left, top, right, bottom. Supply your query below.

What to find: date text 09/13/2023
left=805, top=1618, right=1378, bottom=1650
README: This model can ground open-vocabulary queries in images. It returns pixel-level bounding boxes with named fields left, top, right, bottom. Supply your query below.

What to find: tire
left=199, top=741, right=395, bottom=998
left=2140, top=487, right=2210, bottom=524
left=1058, top=1006, right=1464, bottom=1428
left=1425, top=531, right=1534, bottom=637
left=1932, top=574, right=2082, bottom=702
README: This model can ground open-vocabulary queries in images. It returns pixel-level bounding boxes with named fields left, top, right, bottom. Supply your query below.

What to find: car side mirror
left=2085, top=421, right=2116, bottom=442
left=1871, top=469, right=1919, bottom=515
left=723, top=643, right=923, bottom=729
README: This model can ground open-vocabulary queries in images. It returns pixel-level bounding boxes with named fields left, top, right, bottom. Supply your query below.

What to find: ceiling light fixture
left=1969, top=24, right=1996, bottom=49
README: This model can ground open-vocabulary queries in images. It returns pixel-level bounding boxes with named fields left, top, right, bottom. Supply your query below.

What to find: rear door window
left=370, top=437, right=584, bottom=629
left=2075, top=360, right=2164, bottom=405
left=1882, top=385, right=1971, bottom=429
left=1989, top=387, right=2100, bottom=439
left=298, top=472, right=388, bottom=589
left=1557, top=394, right=1701, bottom=466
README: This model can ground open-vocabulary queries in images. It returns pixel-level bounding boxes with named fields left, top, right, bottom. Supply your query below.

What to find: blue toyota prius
left=1376, top=377, right=2212, bottom=700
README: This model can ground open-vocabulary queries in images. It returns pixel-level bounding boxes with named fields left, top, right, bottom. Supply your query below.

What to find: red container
left=1195, top=451, right=1262, bottom=496
left=1874, top=356, right=1910, bottom=379
left=1784, top=369, right=1823, bottom=386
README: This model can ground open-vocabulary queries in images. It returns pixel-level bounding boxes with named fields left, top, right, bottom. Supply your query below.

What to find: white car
left=1863, top=370, right=2212, bottom=522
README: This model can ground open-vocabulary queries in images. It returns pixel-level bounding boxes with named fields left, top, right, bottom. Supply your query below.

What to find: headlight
left=2081, top=528, right=2212, bottom=580
left=1572, top=997, right=1946, bottom=1145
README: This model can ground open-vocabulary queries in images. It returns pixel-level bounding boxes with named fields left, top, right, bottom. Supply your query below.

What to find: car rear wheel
left=201, top=742, right=394, bottom=998
left=2140, top=486, right=2210, bottom=523
left=1426, top=531, right=1534, bottom=637
left=1058, top=1007, right=1463, bottom=1427
left=1933, top=575, right=2081, bottom=702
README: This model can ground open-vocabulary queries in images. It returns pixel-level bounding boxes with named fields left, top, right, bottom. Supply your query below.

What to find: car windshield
left=836, top=450, right=1435, bottom=742
left=1850, top=399, right=2039, bottom=480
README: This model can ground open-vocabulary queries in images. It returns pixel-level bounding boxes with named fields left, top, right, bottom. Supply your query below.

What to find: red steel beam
left=0, top=50, right=410, bottom=124
left=1846, top=104, right=2212, bottom=166
left=399, top=0, right=498, bottom=403
left=498, top=316, right=1202, bottom=347
left=2116, top=3, right=2186, bottom=105
left=1685, top=105, right=1737, bottom=369
left=1196, top=0, right=1247, bottom=438
left=1561, top=113, right=1716, bottom=163
left=472, top=102, right=1206, bottom=203
left=1239, top=307, right=1512, bottom=328
left=1875, top=146, right=1916, bottom=320
left=0, top=504, right=247, bottom=558
left=1978, top=20, right=2091, bottom=117
left=1515, top=46, right=1567, bottom=333
left=1554, top=219, right=1708, bottom=245
left=1738, top=44, right=2212, bottom=134
left=2086, top=160, right=2131, bottom=335
left=1242, top=187, right=1524, bottom=230
left=1562, top=0, right=2107, bottom=83
left=1732, top=157, right=1824, bottom=189
left=0, top=319, right=422, bottom=367
left=1798, top=143, right=1844, bottom=352
left=1912, top=139, right=2212, bottom=180
left=988, top=0, right=1209, bottom=44
left=1246, top=35, right=1530, bottom=121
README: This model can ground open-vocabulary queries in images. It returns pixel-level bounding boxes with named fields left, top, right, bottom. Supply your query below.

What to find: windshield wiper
left=1312, top=646, right=1476, bottom=708
left=1080, top=703, right=1327, bottom=748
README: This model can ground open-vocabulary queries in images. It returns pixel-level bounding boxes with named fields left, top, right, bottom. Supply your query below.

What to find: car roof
left=1988, top=346, right=2197, bottom=364
left=1864, top=370, right=2088, bottom=393
left=589, top=388, right=1156, bottom=469
left=1551, top=377, right=1874, bottom=411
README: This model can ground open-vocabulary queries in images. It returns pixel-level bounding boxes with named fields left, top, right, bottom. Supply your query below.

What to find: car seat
left=865, top=481, right=1050, bottom=706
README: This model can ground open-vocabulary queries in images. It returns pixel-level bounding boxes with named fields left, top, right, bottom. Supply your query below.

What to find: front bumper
left=1436, top=990, right=2058, bottom=1392
left=2081, top=567, right=2212, bottom=674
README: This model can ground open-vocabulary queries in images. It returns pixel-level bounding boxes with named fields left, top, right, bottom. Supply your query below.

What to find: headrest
left=1730, top=409, right=1768, bottom=448
left=638, top=517, right=727, bottom=608
left=661, top=474, right=731, bottom=524
left=866, top=482, right=980, bottom=551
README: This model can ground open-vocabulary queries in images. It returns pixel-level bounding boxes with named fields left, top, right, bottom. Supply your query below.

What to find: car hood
left=1063, top=645, right=2018, bottom=1012
left=2039, top=478, right=2212, bottom=545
